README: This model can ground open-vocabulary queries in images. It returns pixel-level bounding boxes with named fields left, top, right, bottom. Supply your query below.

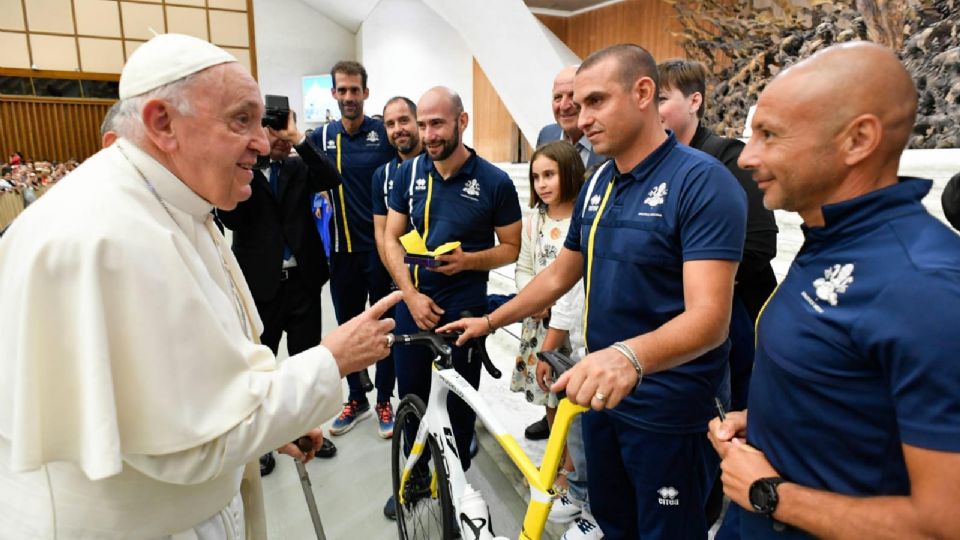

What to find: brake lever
left=474, top=337, right=501, bottom=379
left=536, top=350, right=576, bottom=401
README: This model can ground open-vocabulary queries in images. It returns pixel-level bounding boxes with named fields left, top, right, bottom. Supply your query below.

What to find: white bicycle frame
left=398, top=357, right=585, bottom=540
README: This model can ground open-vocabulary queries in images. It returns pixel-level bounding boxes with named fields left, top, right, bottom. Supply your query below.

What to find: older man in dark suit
left=218, top=109, right=342, bottom=473
left=535, top=65, right=605, bottom=171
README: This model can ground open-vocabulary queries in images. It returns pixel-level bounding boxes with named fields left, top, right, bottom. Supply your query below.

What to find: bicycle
left=390, top=330, right=587, bottom=540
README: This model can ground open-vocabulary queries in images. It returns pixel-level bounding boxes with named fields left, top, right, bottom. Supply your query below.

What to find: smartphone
left=404, top=255, right=445, bottom=268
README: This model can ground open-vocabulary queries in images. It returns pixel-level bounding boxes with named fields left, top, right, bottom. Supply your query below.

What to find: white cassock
left=0, top=138, right=342, bottom=539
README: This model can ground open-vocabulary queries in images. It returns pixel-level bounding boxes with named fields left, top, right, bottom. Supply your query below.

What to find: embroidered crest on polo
left=587, top=193, right=602, bottom=212
left=645, top=182, right=668, bottom=207
left=657, top=486, right=679, bottom=506
left=813, top=263, right=855, bottom=306
left=414, top=178, right=427, bottom=191
left=366, top=131, right=380, bottom=143
left=463, top=179, right=480, bottom=197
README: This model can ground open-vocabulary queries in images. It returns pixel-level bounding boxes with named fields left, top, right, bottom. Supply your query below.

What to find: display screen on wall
left=303, top=74, right=339, bottom=124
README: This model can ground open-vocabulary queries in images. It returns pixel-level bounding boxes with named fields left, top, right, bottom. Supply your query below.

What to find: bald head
left=554, top=65, right=578, bottom=88
left=418, top=86, right=468, bottom=164
left=419, top=86, right=464, bottom=117
left=739, top=42, right=918, bottom=225
left=771, top=42, right=916, bottom=156
left=552, top=65, right=582, bottom=137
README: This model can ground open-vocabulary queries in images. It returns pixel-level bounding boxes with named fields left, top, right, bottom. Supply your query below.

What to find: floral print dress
left=511, top=205, right=572, bottom=406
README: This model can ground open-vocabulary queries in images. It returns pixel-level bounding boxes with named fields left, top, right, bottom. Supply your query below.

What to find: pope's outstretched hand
left=323, top=291, right=402, bottom=377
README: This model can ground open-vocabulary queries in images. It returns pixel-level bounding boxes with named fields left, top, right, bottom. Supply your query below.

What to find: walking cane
left=294, top=436, right=327, bottom=540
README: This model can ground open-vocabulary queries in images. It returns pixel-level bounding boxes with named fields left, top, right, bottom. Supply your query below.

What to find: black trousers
left=258, top=266, right=324, bottom=357
left=329, top=250, right=396, bottom=403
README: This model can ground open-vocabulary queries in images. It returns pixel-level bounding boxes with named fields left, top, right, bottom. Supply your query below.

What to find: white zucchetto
left=119, top=33, right=237, bottom=100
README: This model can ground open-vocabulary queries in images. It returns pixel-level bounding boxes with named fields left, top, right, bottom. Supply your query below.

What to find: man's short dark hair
left=579, top=44, right=659, bottom=94
left=658, top=59, right=707, bottom=119
left=384, top=96, right=417, bottom=117
left=331, top=60, right=368, bottom=89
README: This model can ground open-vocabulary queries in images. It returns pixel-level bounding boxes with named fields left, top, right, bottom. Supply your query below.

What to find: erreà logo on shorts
left=657, top=486, right=679, bottom=506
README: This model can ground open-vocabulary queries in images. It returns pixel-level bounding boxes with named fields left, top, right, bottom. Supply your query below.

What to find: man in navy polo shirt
left=381, top=86, right=521, bottom=518
left=310, top=61, right=398, bottom=438
left=372, top=96, right=422, bottom=266
left=443, top=44, right=747, bottom=539
left=709, top=43, right=960, bottom=539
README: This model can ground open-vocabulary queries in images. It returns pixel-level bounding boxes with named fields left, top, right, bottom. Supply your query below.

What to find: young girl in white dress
left=511, top=141, right=586, bottom=439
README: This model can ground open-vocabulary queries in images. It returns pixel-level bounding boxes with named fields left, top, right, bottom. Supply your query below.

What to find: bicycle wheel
left=392, top=394, right=456, bottom=539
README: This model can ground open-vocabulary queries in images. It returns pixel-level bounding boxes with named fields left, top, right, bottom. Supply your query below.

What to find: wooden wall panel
left=560, top=0, right=685, bottom=61
left=473, top=1, right=685, bottom=162
left=536, top=14, right=568, bottom=43
left=472, top=60, right=516, bottom=163
left=0, top=96, right=113, bottom=162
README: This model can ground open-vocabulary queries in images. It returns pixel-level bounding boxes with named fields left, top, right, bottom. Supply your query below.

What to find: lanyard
left=334, top=132, right=353, bottom=252
left=582, top=176, right=616, bottom=351
left=413, top=172, right=435, bottom=289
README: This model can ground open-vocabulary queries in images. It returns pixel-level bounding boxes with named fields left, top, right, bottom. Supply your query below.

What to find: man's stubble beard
left=432, top=127, right=460, bottom=162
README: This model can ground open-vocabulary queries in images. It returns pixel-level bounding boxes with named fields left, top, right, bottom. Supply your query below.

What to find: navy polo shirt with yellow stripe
left=739, top=178, right=960, bottom=539
left=310, top=116, right=394, bottom=253
left=564, top=133, right=747, bottom=433
left=388, top=148, right=522, bottom=310
left=372, top=156, right=403, bottom=217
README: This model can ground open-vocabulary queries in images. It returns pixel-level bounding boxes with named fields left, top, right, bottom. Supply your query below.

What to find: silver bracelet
left=611, top=341, right=643, bottom=388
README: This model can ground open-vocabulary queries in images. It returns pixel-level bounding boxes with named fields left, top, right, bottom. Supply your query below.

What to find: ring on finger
left=385, top=334, right=395, bottom=347
left=593, top=391, right=606, bottom=402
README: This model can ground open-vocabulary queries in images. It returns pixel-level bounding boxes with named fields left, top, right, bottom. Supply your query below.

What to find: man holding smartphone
left=217, top=106, right=342, bottom=473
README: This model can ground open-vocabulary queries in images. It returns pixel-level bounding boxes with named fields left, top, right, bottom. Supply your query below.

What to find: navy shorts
left=583, top=410, right=719, bottom=539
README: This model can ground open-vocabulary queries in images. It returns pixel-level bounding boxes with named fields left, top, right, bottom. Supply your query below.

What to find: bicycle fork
left=397, top=419, right=435, bottom=504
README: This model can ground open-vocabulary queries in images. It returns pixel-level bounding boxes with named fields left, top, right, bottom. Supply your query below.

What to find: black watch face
left=750, top=479, right=778, bottom=514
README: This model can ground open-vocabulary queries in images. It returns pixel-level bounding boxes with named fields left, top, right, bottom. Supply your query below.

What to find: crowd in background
left=0, top=152, right=80, bottom=234
left=1, top=153, right=79, bottom=202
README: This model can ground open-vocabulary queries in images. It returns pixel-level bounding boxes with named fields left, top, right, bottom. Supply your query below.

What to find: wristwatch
left=749, top=477, right=786, bottom=516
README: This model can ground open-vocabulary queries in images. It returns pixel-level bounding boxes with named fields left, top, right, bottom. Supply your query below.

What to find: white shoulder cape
left=0, top=141, right=277, bottom=481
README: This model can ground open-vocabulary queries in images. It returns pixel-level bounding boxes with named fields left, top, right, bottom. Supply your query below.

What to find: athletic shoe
left=561, top=511, right=603, bottom=540
left=376, top=401, right=394, bottom=439
left=524, top=415, right=549, bottom=440
left=548, top=492, right=582, bottom=524
left=383, top=494, right=397, bottom=520
left=329, top=400, right=371, bottom=435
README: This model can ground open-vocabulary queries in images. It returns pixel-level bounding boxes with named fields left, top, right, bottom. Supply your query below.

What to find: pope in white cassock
left=0, top=34, right=401, bottom=539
